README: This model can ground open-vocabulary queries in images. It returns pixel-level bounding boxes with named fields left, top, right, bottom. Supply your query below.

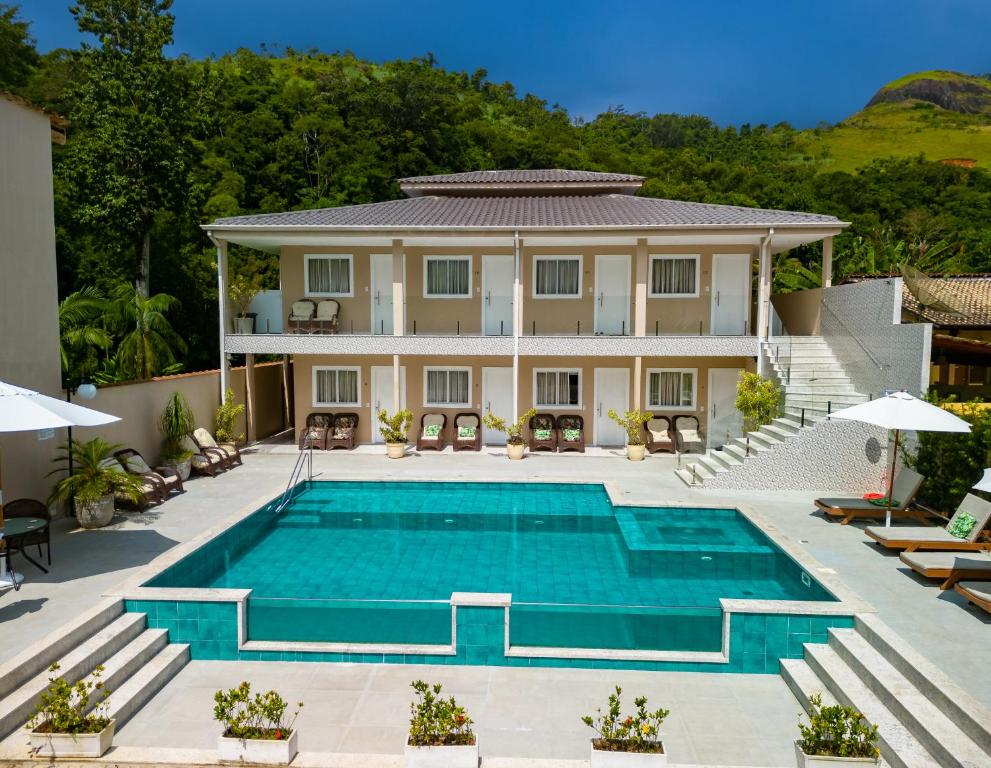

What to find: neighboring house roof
left=0, top=90, right=68, bottom=143
left=399, top=169, right=646, bottom=197
left=843, top=273, right=991, bottom=328
left=209, top=193, right=842, bottom=230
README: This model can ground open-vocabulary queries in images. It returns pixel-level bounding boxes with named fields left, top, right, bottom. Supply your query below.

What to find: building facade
left=207, top=170, right=846, bottom=448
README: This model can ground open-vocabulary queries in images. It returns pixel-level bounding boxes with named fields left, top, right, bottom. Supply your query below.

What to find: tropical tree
left=58, top=286, right=112, bottom=386
left=0, top=3, right=38, bottom=91
left=104, top=283, right=186, bottom=380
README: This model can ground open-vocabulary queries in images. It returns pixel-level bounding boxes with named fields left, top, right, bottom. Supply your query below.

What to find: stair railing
left=274, top=434, right=315, bottom=515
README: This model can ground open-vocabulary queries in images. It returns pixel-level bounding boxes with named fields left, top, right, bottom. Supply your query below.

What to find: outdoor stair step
left=782, top=384, right=859, bottom=396
left=721, top=443, right=749, bottom=461
left=708, top=449, right=743, bottom=469
left=106, top=643, right=190, bottom=727
left=760, top=424, right=796, bottom=441
left=853, top=615, right=991, bottom=754
left=828, top=629, right=990, bottom=768
left=695, top=454, right=728, bottom=474
left=779, top=657, right=840, bottom=709
left=771, top=417, right=806, bottom=433
left=0, top=599, right=123, bottom=701
left=0, top=611, right=146, bottom=739
left=747, top=430, right=781, bottom=447
left=82, top=629, right=170, bottom=713
left=803, top=642, right=939, bottom=768
left=730, top=436, right=771, bottom=454
left=673, top=467, right=700, bottom=487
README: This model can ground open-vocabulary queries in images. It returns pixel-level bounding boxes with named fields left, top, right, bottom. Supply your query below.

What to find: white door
left=711, top=254, right=749, bottom=335
left=482, top=367, right=514, bottom=444
left=370, top=253, right=393, bottom=335
left=594, top=368, right=629, bottom=446
left=708, top=368, right=744, bottom=449
left=594, top=255, right=631, bottom=335
left=370, top=365, right=406, bottom=443
left=482, top=255, right=514, bottom=336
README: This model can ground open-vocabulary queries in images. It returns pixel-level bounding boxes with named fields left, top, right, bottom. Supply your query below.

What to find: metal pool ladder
left=274, top=434, right=315, bottom=514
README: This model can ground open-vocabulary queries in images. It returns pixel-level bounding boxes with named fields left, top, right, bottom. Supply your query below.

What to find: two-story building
left=205, top=170, right=846, bottom=449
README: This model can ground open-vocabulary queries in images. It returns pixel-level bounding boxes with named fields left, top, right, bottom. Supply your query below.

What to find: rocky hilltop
left=866, top=70, right=991, bottom=114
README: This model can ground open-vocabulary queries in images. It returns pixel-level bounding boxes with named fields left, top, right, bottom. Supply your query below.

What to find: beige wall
left=771, top=288, right=822, bottom=336
left=0, top=98, right=62, bottom=504
left=280, top=246, right=375, bottom=334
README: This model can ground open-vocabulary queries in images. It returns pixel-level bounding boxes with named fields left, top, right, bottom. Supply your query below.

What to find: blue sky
left=14, top=0, right=991, bottom=127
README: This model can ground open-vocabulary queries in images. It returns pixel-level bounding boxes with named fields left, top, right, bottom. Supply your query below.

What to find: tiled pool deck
left=1, top=448, right=989, bottom=765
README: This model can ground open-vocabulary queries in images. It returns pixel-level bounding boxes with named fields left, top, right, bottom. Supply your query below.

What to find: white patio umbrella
left=829, top=391, right=971, bottom=527
left=0, top=380, right=120, bottom=587
left=973, top=469, right=991, bottom=493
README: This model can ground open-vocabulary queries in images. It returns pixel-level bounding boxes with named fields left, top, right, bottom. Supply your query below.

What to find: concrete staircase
left=675, top=335, right=867, bottom=487
left=0, top=599, right=189, bottom=741
left=781, top=614, right=991, bottom=768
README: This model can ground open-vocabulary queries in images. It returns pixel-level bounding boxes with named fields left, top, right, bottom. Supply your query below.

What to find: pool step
left=106, top=643, right=190, bottom=727
left=780, top=615, right=991, bottom=768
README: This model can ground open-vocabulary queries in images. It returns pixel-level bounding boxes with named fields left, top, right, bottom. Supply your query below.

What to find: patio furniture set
left=287, top=299, right=339, bottom=334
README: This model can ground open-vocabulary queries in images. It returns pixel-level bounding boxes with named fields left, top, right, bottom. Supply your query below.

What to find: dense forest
left=2, top=1, right=991, bottom=375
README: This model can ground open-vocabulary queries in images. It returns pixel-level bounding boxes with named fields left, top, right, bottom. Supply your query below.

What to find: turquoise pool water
left=147, top=481, right=834, bottom=653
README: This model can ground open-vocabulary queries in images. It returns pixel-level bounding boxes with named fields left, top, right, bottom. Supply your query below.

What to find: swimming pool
left=133, top=480, right=852, bottom=670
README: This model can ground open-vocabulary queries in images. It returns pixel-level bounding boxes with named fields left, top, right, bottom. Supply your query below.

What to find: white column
left=392, top=238, right=404, bottom=335
left=512, top=232, right=521, bottom=421
left=215, top=238, right=230, bottom=398
left=392, top=354, right=401, bottom=412
left=755, top=230, right=773, bottom=375
left=822, top=236, right=833, bottom=288
left=245, top=353, right=257, bottom=443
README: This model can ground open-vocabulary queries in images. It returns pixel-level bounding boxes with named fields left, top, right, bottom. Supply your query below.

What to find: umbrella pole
left=885, top=429, right=899, bottom=528
left=0, top=448, right=23, bottom=589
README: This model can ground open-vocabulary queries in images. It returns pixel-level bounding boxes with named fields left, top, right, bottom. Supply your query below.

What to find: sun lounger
left=452, top=412, right=481, bottom=452
left=865, top=494, right=991, bottom=552
left=645, top=415, right=675, bottom=454
left=899, top=550, right=991, bottom=589
left=816, top=468, right=926, bottom=525
left=114, top=448, right=184, bottom=499
left=99, top=456, right=162, bottom=507
left=180, top=435, right=226, bottom=476
left=192, top=428, right=243, bottom=468
left=416, top=413, right=447, bottom=451
left=954, top=580, right=991, bottom=615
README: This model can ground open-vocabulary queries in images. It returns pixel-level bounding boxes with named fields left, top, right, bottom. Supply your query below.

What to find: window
left=646, top=369, right=696, bottom=409
left=533, top=256, right=581, bottom=298
left=313, top=367, right=360, bottom=406
left=649, top=255, right=699, bottom=297
left=967, top=365, right=989, bottom=386
left=534, top=369, right=581, bottom=408
left=304, top=254, right=353, bottom=297
left=424, top=256, right=471, bottom=297
left=424, top=367, right=471, bottom=406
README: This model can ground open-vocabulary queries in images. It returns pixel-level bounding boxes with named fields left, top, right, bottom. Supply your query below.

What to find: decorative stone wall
left=820, top=279, right=931, bottom=397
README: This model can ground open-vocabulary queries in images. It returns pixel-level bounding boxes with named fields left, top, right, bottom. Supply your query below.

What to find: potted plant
left=49, top=438, right=142, bottom=528
left=160, top=390, right=195, bottom=480
left=482, top=407, right=536, bottom=460
left=582, top=686, right=669, bottom=767
left=229, top=273, right=262, bottom=334
left=607, top=409, right=652, bottom=461
left=215, top=387, right=246, bottom=451
left=405, top=680, right=477, bottom=768
left=378, top=408, right=413, bottom=459
left=26, top=663, right=114, bottom=757
left=795, top=694, right=880, bottom=767
left=214, top=682, right=302, bottom=765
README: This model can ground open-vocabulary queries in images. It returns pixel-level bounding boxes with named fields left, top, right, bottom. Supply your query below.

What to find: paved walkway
left=1, top=447, right=988, bottom=765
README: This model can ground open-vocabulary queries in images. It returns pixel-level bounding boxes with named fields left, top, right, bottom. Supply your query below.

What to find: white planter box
left=795, top=741, right=879, bottom=768
left=28, top=719, right=115, bottom=758
left=405, top=737, right=478, bottom=768
left=218, top=729, right=298, bottom=765
left=591, top=741, right=667, bottom=768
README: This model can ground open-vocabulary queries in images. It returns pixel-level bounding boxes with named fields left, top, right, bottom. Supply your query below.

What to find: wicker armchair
left=299, top=413, right=332, bottom=450
left=3, top=498, right=51, bottom=566
left=529, top=413, right=557, bottom=452
left=674, top=415, right=705, bottom=454
left=313, top=299, right=340, bottom=334
left=416, top=413, right=447, bottom=451
left=645, top=415, right=675, bottom=454
left=452, top=413, right=482, bottom=452
left=556, top=414, right=585, bottom=453
left=327, top=413, right=359, bottom=450
left=288, top=300, right=316, bottom=333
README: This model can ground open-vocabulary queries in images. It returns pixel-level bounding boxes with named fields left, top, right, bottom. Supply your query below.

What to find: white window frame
left=423, top=366, right=472, bottom=407
left=304, top=254, right=354, bottom=298
left=645, top=368, right=697, bottom=411
left=312, top=366, right=361, bottom=407
left=423, top=255, right=472, bottom=298
left=532, top=255, right=583, bottom=299
left=648, top=254, right=700, bottom=298
left=532, top=368, right=582, bottom=409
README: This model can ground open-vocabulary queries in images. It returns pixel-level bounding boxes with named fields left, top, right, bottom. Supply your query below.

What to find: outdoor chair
left=645, top=415, right=675, bottom=454
left=192, top=427, right=243, bottom=467
left=299, top=413, right=333, bottom=450
left=452, top=412, right=482, bottom=452
left=313, top=299, right=340, bottom=334
left=327, top=413, right=359, bottom=450
left=899, top=550, right=991, bottom=589
left=99, top=456, right=163, bottom=507
left=815, top=468, right=926, bottom=525
left=556, top=414, right=585, bottom=453
left=3, top=498, right=51, bottom=566
left=674, top=415, right=704, bottom=454
left=180, top=435, right=226, bottom=476
left=288, top=300, right=316, bottom=333
left=865, top=493, right=991, bottom=552
left=416, top=413, right=447, bottom=451
left=529, top=413, right=557, bottom=452
left=114, top=448, right=184, bottom=499
left=954, top=581, right=991, bottom=615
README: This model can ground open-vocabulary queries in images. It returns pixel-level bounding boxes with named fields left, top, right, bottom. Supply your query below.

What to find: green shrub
left=213, top=682, right=302, bottom=740
left=378, top=408, right=413, bottom=443
left=215, top=387, right=246, bottom=444
left=48, top=438, right=143, bottom=506
left=482, top=407, right=536, bottom=445
left=735, top=371, right=780, bottom=433
left=607, top=409, right=653, bottom=446
left=797, top=693, right=879, bottom=759
left=408, top=680, right=475, bottom=747
left=904, top=398, right=990, bottom=514
left=581, top=686, right=669, bottom=753
left=28, top=663, right=111, bottom=735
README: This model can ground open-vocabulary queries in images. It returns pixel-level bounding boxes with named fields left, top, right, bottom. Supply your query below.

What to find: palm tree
left=58, top=286, right=112, bottom=384
left=105, top=283, right=187, bottom=380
